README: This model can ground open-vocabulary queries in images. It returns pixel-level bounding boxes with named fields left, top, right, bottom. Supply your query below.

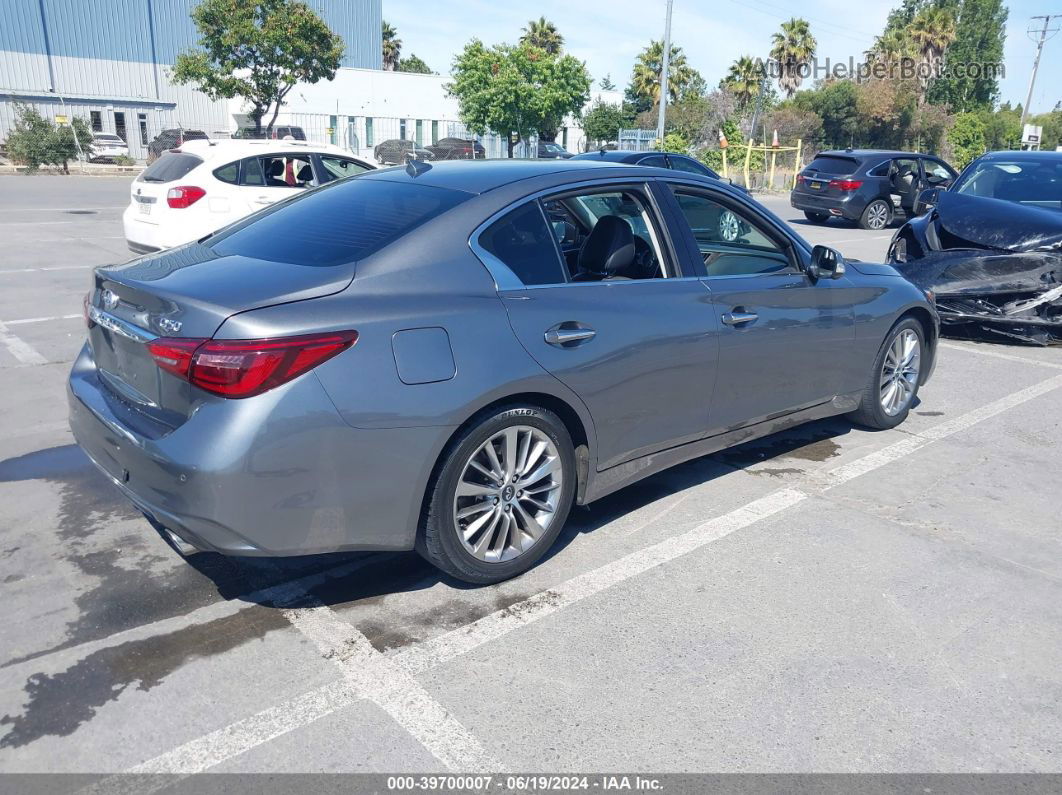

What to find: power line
left=1019, top=14, right=1061, bottom=132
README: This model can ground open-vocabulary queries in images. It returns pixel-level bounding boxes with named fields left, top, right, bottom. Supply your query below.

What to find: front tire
left=419, top=405, right=576, bottom=584
left=859, top=199, right=892, bottom=230
left=847, top=317, right=925, bottom=430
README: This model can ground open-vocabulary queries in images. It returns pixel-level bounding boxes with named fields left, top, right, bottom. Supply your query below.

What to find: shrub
left=5, top=103, right=93, bottom=173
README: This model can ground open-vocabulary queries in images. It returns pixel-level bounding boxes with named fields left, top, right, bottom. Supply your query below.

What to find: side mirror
left=808, top=245, right=846, bottom=282
left=913, top=187, right=941, bottom=216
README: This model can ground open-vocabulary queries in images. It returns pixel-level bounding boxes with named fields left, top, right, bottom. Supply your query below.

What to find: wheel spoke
left=463, top=505, right=498, bottom=542
left=520, top=440, right=547, bottom=478
left=519, top=456, right=559, bottom=489
left=471, top=509, right=502, bottom=555
left=457, top=500, right=493, bottom=520
left=482, top=441, right=504, bottom=482
left=521, top=494, right=553, bottom=513
left=502, top=428, right=518, bottom=482
left=457, top=480, right=495, bottom=498
left=467, top=458, right=500, bottom=485
left=514, top=502, right=544, bottom=542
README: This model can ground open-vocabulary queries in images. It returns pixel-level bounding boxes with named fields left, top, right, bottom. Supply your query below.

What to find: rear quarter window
left=478, top=202, right=566, bottom=286
left=206, top=179, right=469, bottom=267
left=806, top=156, right=860, bottom=175
left=139, top=152, right=204, bottom=183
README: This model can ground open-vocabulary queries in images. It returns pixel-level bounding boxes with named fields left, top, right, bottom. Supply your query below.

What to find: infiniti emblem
left=101, top=289, right=119, bottom=310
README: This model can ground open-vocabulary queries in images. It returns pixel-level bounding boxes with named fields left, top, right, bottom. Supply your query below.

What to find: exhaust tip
left=163, top=527, right=199, bottom=557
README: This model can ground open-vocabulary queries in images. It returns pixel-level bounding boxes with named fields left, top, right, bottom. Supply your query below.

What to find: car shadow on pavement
left=183, top=415, right=861, bottom=609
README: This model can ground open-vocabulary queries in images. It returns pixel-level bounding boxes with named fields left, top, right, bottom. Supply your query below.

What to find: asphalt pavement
left=1, top=176, right=1060, bottom=780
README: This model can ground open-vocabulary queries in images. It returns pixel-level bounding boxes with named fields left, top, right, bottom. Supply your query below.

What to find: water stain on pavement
left=0, top=607, right=289, bottom=749
left=710, top=420, right=847, bottom=469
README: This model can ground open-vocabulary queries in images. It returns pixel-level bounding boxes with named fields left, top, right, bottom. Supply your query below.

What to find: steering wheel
left=624, top=237, right=659, bottom=279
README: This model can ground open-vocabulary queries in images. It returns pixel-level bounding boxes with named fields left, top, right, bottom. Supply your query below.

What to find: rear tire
left=847, top=317, right=925, bottom=430
left=859, top=199, right=892, bottom=230
left=419, top=405, right=576, bottom=584
left=804, top=211, right=829, bottom=223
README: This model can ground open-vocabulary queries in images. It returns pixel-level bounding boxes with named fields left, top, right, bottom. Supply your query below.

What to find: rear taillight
left=166, top=185, right=206, bottom=209
left=796, top=174, right=806, bottom=184
left=147, top=331, right=358, bottom=398
left=828, top=179, right=863, bottom=191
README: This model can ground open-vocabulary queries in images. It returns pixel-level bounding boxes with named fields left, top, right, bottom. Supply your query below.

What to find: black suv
left=146, top=128, right=207, bottom=163
left=791, top=149, right=957, bottom=230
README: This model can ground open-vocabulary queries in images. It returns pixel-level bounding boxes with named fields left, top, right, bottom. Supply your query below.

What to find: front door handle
left=544, top=325, right=596, bottom=347
left=721, top=310, right=758, bottom=326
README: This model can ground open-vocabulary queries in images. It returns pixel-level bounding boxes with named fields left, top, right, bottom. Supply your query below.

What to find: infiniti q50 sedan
left=70, top=159, right=938, bottom=584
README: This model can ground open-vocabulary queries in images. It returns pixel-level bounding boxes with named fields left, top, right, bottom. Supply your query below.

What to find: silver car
left=70, top=160, right=938, bottom=584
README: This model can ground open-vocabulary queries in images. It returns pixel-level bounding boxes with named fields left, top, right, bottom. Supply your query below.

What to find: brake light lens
left=796, top=174, right=806, bottom=184
left=828, top=179, right=863, bottom=191
left=166, top=185, right=206, bottom=209
left=147, top=331, right=358, bottom=398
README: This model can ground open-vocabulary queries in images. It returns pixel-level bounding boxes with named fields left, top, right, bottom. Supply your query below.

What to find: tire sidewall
left=865, top=318, right=925, bottom=428
left=860, top=199, right=892, bottom=230
left=430, top=405, right=576, bottom=582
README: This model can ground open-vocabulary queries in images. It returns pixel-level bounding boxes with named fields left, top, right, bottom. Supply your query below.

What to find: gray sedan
left=69, top=160, right=938, bottom=584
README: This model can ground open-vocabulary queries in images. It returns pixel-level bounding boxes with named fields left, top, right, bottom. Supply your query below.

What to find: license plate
left=138, top=202, right=151, bottom=215
left=809, top=181, right=821, bottom=190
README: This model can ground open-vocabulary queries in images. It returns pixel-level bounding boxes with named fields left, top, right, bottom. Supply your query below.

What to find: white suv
left=122, top=139, right=375, bottom=254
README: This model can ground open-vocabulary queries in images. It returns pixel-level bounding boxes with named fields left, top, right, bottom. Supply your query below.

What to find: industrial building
left=0, top=0, right=382, bottom=159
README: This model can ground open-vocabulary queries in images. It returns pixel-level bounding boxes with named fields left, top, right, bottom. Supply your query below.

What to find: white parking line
left=97, top=372, right=1062, bottom=775
left=0, top=265, right=88, bottom=274
left=4, top=314, right=81, bottom=325
left=0, top=320, right=47, bottom=365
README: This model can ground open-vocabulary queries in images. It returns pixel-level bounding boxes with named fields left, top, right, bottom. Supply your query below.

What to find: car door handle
left=721, top=310, right=758, bottom=326
left=544, top=325, right=596, bottom=347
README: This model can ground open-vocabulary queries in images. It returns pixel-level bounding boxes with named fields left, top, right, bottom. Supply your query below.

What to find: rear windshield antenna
left=406, top=158, right=432, bottom=177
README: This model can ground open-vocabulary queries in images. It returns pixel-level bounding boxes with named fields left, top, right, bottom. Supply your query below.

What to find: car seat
left=572, top=216, right=635, bottom=281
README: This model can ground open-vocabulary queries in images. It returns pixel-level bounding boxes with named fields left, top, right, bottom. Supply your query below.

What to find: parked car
left=425, top=137, right=485, bottom=160
left=88, top=133, right=129, bottom=163
left=75, top=159, right=937, bottom=584
left=570, top=149, right=748, bottom=193
left=232, top=126, right=307, bottom=141
left=888, top=150, right=1062, bottom=345
left=374, top=138, right=433, bottom=164
left=146, top=128, right=207, bottom=164
left=538, top=141, right=573, bottom=159
left=122, top=139, right=374, bottom=254
left=792, top=149, right=957, bottom=230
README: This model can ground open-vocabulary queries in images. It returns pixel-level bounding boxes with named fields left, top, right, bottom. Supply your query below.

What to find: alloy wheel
left=719, top=210, right=741, bottom=242
left=452, top=425, right=564, bottom=563
left=865, top=202, right=889, bottom=230
left=880, top=329, right=921, bottom=416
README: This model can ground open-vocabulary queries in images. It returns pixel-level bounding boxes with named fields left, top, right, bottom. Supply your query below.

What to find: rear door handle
left=544, top=325, right=596, bottom=347
left=721, top=310, right=758, bottom=326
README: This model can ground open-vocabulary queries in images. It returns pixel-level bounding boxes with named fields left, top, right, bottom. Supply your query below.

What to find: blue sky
left=386, top=0, right=1061, bottom=115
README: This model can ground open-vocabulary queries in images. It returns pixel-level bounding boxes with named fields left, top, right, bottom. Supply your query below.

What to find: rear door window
left=668, top=155, right=713, bottom=176
left=240, top=157, right=265, bottom=186
left=318, top=155, right=371, bottom=183
left=138, top=152, right=203, bottom=183
left=806, top=155, right=859, bottom=175
left=638, top=155, right=668, bottom=168
left=207, top=179, right=468, bottom=267
left=478, top=202, right=567, bottom=286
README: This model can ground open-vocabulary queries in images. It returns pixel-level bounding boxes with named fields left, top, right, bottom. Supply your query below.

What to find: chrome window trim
left=469, top=177, right=682, bottom=291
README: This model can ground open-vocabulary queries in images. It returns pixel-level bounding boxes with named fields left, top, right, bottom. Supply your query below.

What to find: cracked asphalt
left=0, top=176, right=1060, bottom=779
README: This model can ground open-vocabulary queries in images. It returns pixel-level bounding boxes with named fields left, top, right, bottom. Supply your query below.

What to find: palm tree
left=520, top=17, right=564, bottom=55
left=723, top=56, right=763, bottom=109
left=382, top=21, right=401, bottom=71
left=908, top=6, right=955, bottom=103
left=865, top=27, right=912, bottom=67
left=630, top=40, right=697, bottom=106
left=769, top=18, right=816, bottom=98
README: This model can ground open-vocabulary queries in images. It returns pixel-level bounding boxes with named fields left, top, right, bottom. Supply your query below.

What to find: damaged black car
left=887, top=151, right=1062, bottom=345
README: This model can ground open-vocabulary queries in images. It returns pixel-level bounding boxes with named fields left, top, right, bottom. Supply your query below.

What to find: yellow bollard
left=793, top=139, right=803, bottom=189
left=743, top=139, right=752, bottom=190
left=769, top=150, right=777, bottom=192
left=722, top=148, right=728, bottom=180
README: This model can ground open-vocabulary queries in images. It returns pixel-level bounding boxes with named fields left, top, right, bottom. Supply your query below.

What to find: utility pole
left=656, top=0, right=674, bottom=149
left=1019, top=14, right=1060, bottom=135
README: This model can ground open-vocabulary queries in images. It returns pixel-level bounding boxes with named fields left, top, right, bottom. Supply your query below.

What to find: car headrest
left=267, top=160, right=284, bottom=177
left=578, top=215, right=635, bottom=277
left=296, top=164, right=314, bottom=182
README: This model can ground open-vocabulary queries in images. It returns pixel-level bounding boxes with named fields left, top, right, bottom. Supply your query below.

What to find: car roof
left=570, top=150, right=671, bottom=162
left=357, top=157, right=737, bottom=196
left=975, top=150, right=1062, bottom=161
left=815, top=149, right=928, bottom=160
left=176, top=138, right=361, bottom=161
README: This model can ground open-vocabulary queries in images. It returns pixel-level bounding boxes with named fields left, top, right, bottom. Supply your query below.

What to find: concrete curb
left=0, top=164, right=143, bottom=177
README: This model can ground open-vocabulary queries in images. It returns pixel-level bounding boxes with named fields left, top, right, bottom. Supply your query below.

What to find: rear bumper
left=68, top=343, right=448, bottom=556
left=127, top=240, right=161, bottom=255
left=790, top=190, right=862, bottom=220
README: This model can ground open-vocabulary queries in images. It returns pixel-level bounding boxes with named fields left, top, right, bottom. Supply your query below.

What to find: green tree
left=791, top=80, right=861, bottom=147
left=628, top=40, right=699, bottom=108
left=580, top=100, right=631, bottom=149
left=448, top=40, right=591, bottom=157
left=769, top=18, right=817, bottom=99
left=397, top=53, right=433, bottom=74
left=947, top=111, right=986, bottom=168
left=599, top=74, right=617, bottom=91
left=520, top=17, right=563, bottom=55
left=929, top=0, right=1007, bottom=111
left=722, top=56, right=763, bottom=110
left=173, top=0, right=344, bottom=136
left=382, top=20, right=401, bottom=70
left=5, top=104, right=94, bottom=173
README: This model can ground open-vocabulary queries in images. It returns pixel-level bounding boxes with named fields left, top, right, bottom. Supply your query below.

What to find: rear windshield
left=806, top=156, right=860, bottom=175
left=206, top=178, right=469, bottom=267
left=139, top=152, right=204, bottom=183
